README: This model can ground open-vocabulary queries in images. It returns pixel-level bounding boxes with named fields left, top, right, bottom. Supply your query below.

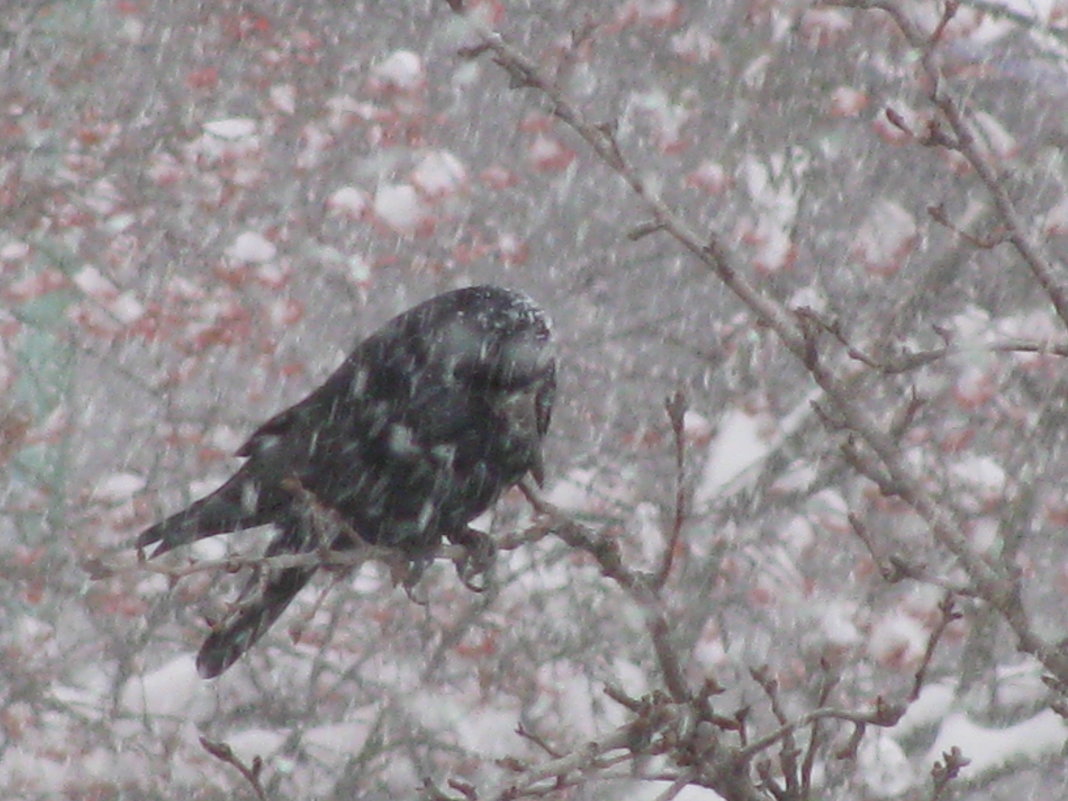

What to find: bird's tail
left=195, top=513, right=322, bottom=678
left=196, top=563, right=315, bottom=678
left=137, top=470, right=275, bottom=557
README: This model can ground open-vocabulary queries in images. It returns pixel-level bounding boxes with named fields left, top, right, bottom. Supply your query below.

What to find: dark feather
left=139, top=286, right=555, bottom=677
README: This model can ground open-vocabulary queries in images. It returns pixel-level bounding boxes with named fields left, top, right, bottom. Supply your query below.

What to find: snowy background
left=4, top=0, right=1068, bottom=799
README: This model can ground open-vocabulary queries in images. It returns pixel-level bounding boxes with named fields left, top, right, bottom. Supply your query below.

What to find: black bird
left=138, top=286, right=555, bottom=678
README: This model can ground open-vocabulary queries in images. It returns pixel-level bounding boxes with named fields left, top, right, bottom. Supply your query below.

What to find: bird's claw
left=449, top=528, right=497, bottom=592
left=400, top=555, right=433, bottom=605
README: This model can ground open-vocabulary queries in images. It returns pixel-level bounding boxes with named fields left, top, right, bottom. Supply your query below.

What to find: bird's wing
left=235, top=353, right=364, bottom=458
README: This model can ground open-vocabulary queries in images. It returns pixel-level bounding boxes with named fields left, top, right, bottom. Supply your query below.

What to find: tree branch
left=445, top=0, right=1068, bottom=683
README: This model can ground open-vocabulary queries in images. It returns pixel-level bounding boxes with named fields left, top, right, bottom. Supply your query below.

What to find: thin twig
left=200, top=736, right=268, bottom=801
left=930, top=746, right=971, bottom=800
left=750, top=667, right=800, bottom=797
left=800, top=665, right=839, bottom=797
left=521, top=481, right=695, bottom=706
left=830, top=0, right=1068, bottom=331
left=86, top=518, right=550, bottom=582
left=443, top=3, right=1053, bottom=662
left=911, top=594, right=962, bottom=701
left=736, top=698, right=905, bottom=763
left=655, top=390, right=689, bottom=588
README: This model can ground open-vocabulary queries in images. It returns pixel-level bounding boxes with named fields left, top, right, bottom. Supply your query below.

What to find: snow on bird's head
left=413, top=286, right=554, bottom=386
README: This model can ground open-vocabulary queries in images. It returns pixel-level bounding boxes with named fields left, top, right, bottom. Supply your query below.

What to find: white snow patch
left=0, top=748, right=67, bottom=795
left=1044, top=197, right=1068, bottom=236
left=692, top=633, right=729, bottom=671
left=224, top=728, right=288, bottom=764
left=227, top=231, right=277, bottom=263
left=92, top=472, right=146, bottom=502
left=303, top=720, right=371, bottom=759
left=736, top=151, right=808, bottom=271
left=371, top=50, right=425, bottom=91
left=50, top=666, right=110, bottom=716
left=632, top=501, right=663, bottom=563
left=671, top=26, right=721, bottom=63
left=405, top=693, right=521, bottom=758
left=121, top=654, right=202, bottom=718
left=788, top=285, right=827, bottom=313
left=948, top=305, right=992, bottom=344
left=682, top=409, right=713, bottom=443
left=72, top=264, right=118, bottom=300
left=107, top=291, right=146, bottom=324
left=630, top=87, right=690, bottom=149
left=858, top=735, right=915, bottom=797
left=630, top=781, right=726, bottom=800
left=780, top=515, right=815, bottom=554
left=990, top=662, right=1050, bottom=708
left=611, top=658, right=650, bottom=700
left=925, top=709, right=1068, bottom=777
left=532, top=662, right=602, bottom=737
left=269, top=83, right=296, bottom=114
left=297, top=122, right=334, bottom=169
left=867, top=611, right=927, bottom=666
left=0, top=342, right=13, bottom=395
left=950, top=455, right=1005, bottom=492
left=973, top=111, right=1017, bottom=159
left=457, top=707, right=524, bottom=758
left=853, top=199, right=917, bottom=273
left=411, top=150, right=467, bottom=199
left=527, top=134, right=574, bottom=169
left=890, top=680, right=955, bottom=738
left=543, top=467, right=615, bottom=513
left=696, top=410, right=767, bottom=503
left=346, top=252, right=372, bottom=286
left=373, top=183, right=426, bottom=235
left=818, top=601, right=862, bottom=648
left=207, top=424, right=245, bottom=453
left=203, top=118, right=258, bottom=140
left=995, top=309, right=1057, bottom=342
left=326, top=185, right=370, bottom=219
left=105, top=211, right=136, bottom=233
left=0, top=240, right=30, bottom=261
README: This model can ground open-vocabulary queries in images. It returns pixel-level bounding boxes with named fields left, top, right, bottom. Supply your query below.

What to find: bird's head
left=425, top=286, right=555, bottom=391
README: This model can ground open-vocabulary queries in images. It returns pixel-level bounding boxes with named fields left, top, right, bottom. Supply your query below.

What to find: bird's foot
left=448, top=527, right=497, bottom=593
left=399, top=553, right=433, bottom=605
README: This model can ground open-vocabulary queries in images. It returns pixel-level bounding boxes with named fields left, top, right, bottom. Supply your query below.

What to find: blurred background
left=4, top=1, right=1068, bottom=798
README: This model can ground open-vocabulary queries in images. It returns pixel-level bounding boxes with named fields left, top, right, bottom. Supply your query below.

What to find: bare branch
left=737, top=697, right=906, bottom=763
left=830, top=0, right=1068, bottom=331
left=654, top=390, right=689, bottom=588
left=448, top=0, right=1068, bottom=694
left=486, top=719, right=664, bottom=800
left=521, top=480, right=694, bottom=704
left=515, top=723, right=563, bottom=759
left=911, top=594, right=962, bottom=701
left=930, top=746, right=971, bottom=800
left=928, top=203, right=1009, bottom=249
left=87, top=517, right=550, bottom=583
left=200, top=736, right=268, bottom=801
